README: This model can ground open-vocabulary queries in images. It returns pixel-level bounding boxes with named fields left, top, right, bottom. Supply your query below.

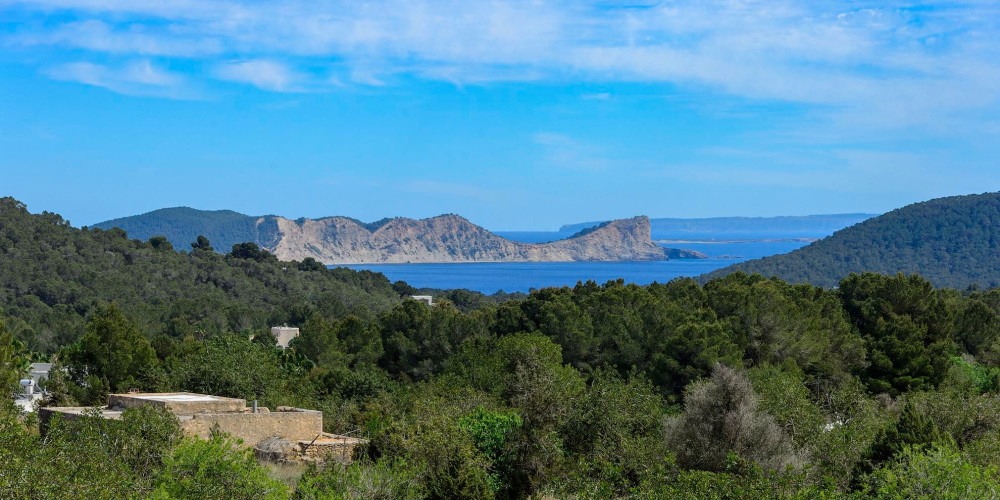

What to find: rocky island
left=94, top=209, right=705, bottom=264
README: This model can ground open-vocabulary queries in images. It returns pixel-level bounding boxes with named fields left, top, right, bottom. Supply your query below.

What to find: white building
left=271, top=326, right=300, bottom=348
left=13, top=363, right=52, bottom=413
left=410, top=295, right=434, bottom=306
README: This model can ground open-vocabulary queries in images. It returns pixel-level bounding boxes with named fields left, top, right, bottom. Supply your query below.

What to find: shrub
left=665, top=364, right=802, bottom=472
left=151, top=434, right=288, bottom=500
left=294, top=459, right=425, bottom=500
left=459, top=406, right=523, bottom=493
left=860, top=444, right=1000, bottom=499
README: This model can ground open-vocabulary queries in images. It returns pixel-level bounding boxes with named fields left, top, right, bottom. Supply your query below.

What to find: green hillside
left=92, top=207, right=281, bottom=253
left=702, top=192, right=1000, bottom=288
left=0, top=198, right=401, bottom=353
left=9, top=197, right=1000, bottom=497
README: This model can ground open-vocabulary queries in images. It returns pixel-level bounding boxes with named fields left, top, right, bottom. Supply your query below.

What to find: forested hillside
left=6, top=197, right=1000, bottom=498
left=703, top=192, right=1000, bottom=288
left=5, top=269, right=1000, bottom=498
left=0, top=198, right=401, bottom=353
left=94, top=207, right=281, bottom=255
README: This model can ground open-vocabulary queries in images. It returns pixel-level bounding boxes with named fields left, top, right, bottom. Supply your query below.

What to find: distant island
left=562, top=214, right=877, bottom=240
left=654, top=237, right=819, bottom=244
left=701, top=192, right=1000, bottom=289
left=93, top=210, right=705, bottom=264
left=498, top=214, right=876, bottom=243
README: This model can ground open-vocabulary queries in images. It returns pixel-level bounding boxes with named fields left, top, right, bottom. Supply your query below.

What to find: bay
left=341, top=240, right=811, bottom=293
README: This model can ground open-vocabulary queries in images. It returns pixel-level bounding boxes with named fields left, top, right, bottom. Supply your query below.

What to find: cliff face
left=265, top=215, right=704, bottom=264
left=94, top=208, right=705, bottom=264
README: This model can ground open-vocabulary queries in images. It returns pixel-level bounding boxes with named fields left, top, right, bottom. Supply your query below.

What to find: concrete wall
left=180, top=408, right=323, bottom=448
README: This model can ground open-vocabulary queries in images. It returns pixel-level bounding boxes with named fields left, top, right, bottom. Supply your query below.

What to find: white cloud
left=44, top=59, right=194, bottom=98
left=20, top=20, right=223, bottom=57
left=5, top=0, right=1000, bottom=128
left=214, top=59, right=302, bottom=91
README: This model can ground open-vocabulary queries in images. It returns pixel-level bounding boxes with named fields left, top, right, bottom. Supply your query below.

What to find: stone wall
left=300, top=436, right=363, bottom=464
left=41, top=394, right=324, bottom=451
left=179, top=408, right=323, bottom=448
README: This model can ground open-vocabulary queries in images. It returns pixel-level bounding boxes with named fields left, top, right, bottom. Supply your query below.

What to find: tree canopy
left=4, top=197, right=1000, bottom=498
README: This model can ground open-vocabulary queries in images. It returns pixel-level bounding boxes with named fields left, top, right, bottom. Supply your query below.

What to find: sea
left=341, top=240, right=810, bottom=294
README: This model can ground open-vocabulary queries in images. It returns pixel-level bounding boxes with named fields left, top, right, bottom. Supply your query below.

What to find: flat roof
left=111, top=392, right=243, bottom=402
left=130, top=394, right=224, bottom=402
left=108, top=392, right=247, bottom=413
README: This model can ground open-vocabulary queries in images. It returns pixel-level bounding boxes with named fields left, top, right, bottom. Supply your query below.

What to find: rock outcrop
left=95, top=208, right=706, bottom=264
left=266, top=215, right=703, bottom=264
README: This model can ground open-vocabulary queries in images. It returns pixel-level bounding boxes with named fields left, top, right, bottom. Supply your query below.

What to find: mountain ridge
left=94, top=209, right=703, bottom=264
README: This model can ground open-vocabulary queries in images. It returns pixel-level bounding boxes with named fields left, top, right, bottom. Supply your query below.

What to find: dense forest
left=5, top=197, right=1000, bottom=498
left=703, top=192, right=1000, bottom=289
left=0, top=197, right=412, bottom=354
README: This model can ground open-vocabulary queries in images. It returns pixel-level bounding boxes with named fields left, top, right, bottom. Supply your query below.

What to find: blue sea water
left=670, top=240, right=811, bottom=259
left=341, top=240, right=810, bottom=294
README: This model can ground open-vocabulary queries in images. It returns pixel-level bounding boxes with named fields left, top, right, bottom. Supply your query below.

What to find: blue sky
left=1, top=0, right=998, bottom=230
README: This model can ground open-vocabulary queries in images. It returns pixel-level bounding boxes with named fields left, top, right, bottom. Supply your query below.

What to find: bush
left=151, top=434, right=287, bottom=499
left=638, top=454, right=833, bottom=499
left=459, top=406, right=523, bottom=493
left=562, top=370, right=667, bottom=493
left=294, top=459, right=425, bottom=500
left=857, top=400, right=945, bottom=475
left=665, top=364, right=802, bottom=472
left=860, top=444, right=1000, bottom=498
left=370, top=382, right=496, bottom=499
left=0, top=405, right=181, bottom=499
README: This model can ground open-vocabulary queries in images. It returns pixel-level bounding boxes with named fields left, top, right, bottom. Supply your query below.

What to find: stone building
left=39, top=392, right=363, bottom=464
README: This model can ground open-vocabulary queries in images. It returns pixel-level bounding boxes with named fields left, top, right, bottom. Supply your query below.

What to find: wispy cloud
left=20, top=20, right=223, bottom=57
left=44, top=59, right=195, bottom=98
left=214, top=59, right=302, bottom=92
left=4, top=0, right=1000, bottom=129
